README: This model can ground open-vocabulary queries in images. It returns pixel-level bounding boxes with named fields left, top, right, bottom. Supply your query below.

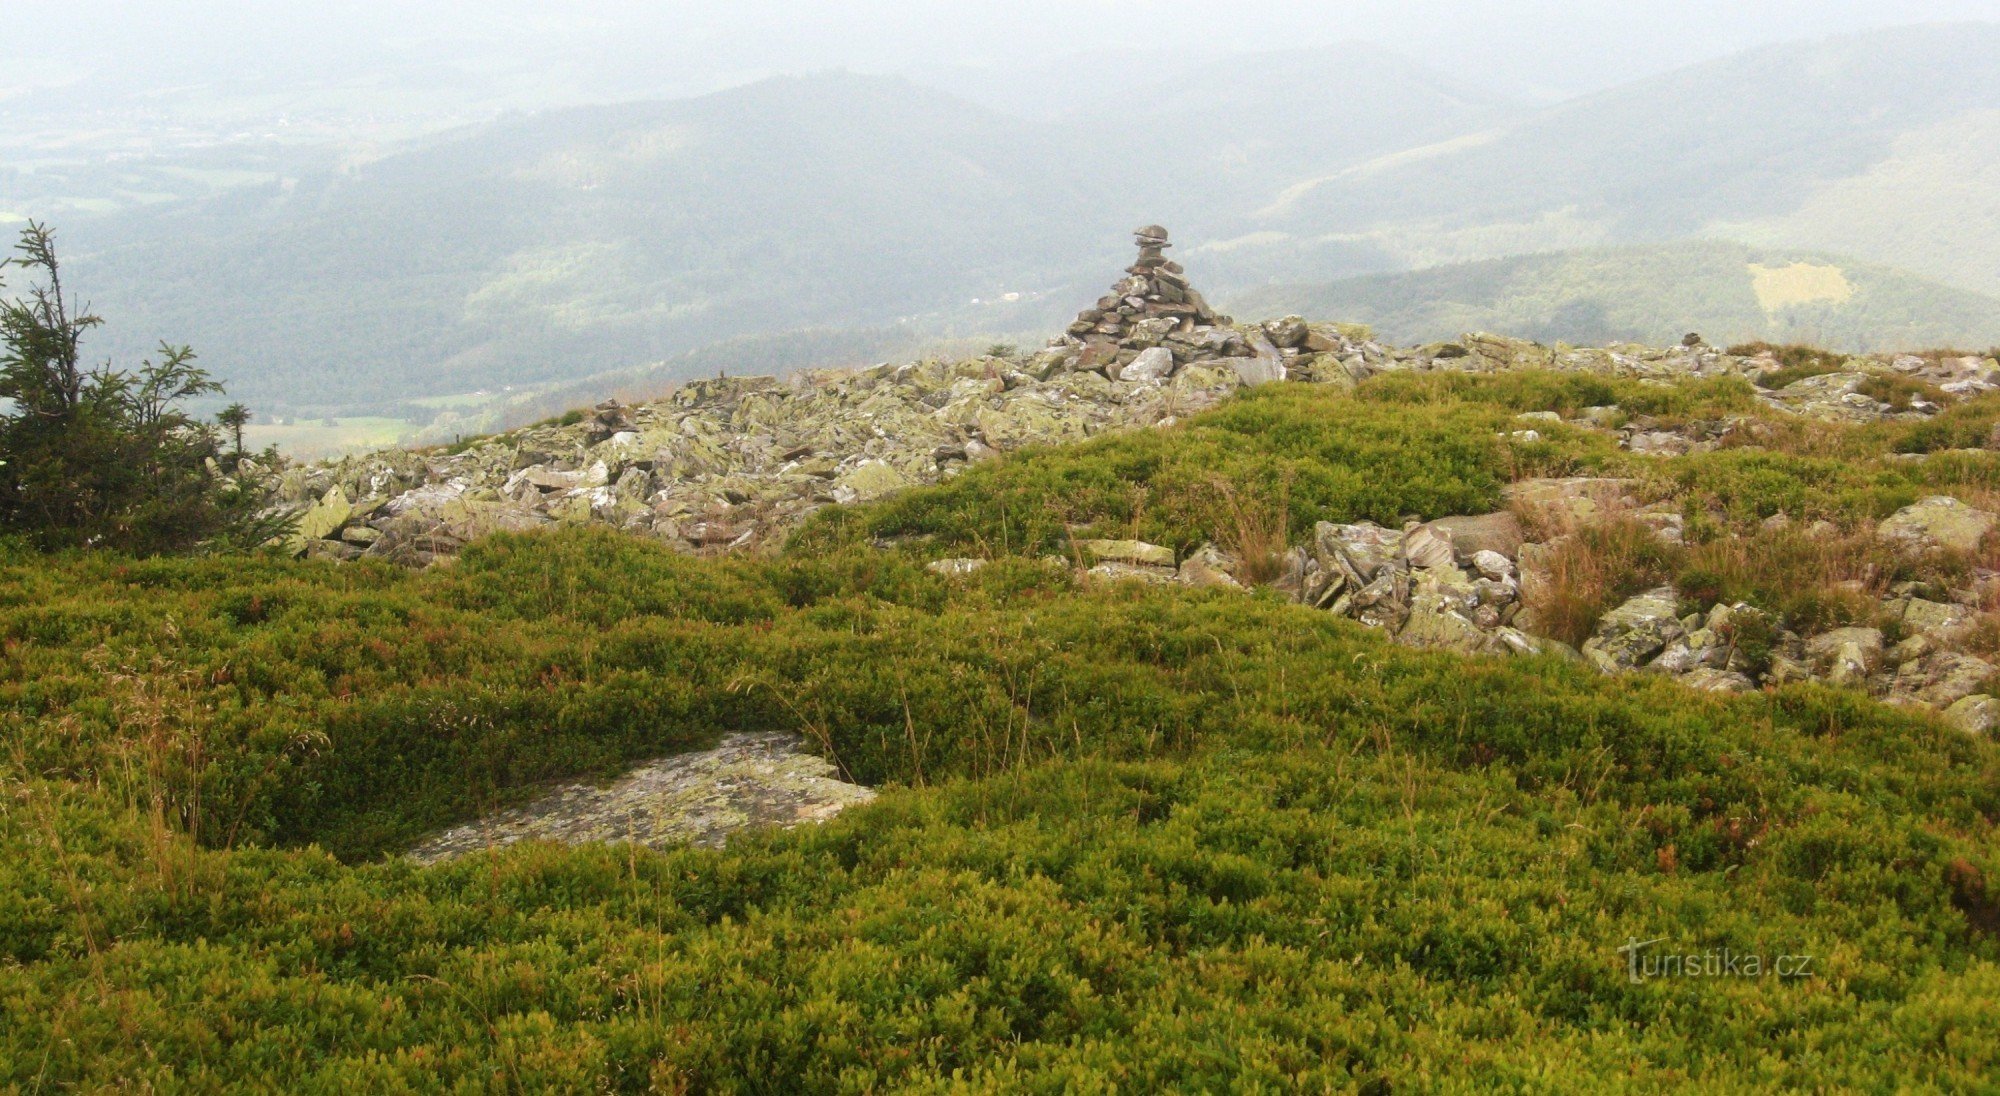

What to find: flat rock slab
left=406, top=731, right=875, bottom=865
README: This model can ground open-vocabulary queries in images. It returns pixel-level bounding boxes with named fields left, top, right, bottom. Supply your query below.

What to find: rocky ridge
left=267, top=230, right=2000, bottom=734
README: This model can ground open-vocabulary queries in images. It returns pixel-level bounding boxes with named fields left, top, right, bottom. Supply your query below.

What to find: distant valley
left=9, top=23, right=1999, bottom=452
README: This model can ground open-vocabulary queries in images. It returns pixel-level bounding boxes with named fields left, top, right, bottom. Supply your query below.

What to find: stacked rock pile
left=1038, top=226, right=1282, bottom=385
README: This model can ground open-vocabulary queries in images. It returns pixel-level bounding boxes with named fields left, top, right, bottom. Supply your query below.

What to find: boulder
left=1077, top=539, right=1175, bottom=568
left=1397, top=568, right=1490, bottom=654
left=1582, top=588, right=1686, bottom=673
left=1177, top=543, right=1242, bottom=589
left=1470, top=550, right=1515, bottom=581
left=1122, top=347, right=1176, bottom=384
left=1890, top=598, right=1979, bottom=644
left=1420, top=512, right=1526, bottom=561
left=1401, top=524, right=1458, bottom=570
left=1233, top=330, right=1288, bottom=387
left=927, top=558, right=986, bottom=576
left=1805, top=627, right=1886, bottom=686
left=1878, top=496, right=1996, bottom=553
left=1893, top=651, right=1998, bottom=708
left=1264, top=316, right=1309, bottom=350
left=1943, top=694, right=2000, bottom=735
left=1314, top=521, right=1405, bottom=584
left=292, top=485, right=353, bottom=545
left=1681, top=668, right=1756, bottom=693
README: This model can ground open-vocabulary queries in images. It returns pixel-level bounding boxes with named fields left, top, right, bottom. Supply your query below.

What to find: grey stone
left=1123, top=346, right=1176, bottom=383
left=405, top=731, right=874, bottom=864
left=1878, top=496, right=1997, bottom=553
left=1583, top=588, right=1686, bottom=673
left=1943, top=694, right=2000, bottom=735
left=1077, top=539, right=1176, bottom=568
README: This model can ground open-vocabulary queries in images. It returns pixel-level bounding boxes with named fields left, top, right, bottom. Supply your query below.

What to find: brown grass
left=1521, top=519, right=1678, bottom=647
left=1203, top=474, right=1291, bottom=586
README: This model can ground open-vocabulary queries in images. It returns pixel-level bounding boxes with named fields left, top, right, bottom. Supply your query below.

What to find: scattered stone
left=1420, top=512, right=1526, bottom=561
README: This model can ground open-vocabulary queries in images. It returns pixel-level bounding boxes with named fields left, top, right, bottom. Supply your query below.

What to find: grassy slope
left=1230, top=241, right=2000, bottom=352
left=5, top=373, right=2000, bottom=1089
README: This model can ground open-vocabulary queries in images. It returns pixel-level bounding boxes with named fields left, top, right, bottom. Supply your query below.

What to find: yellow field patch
left=1748, top=261, right=1854, bottom=311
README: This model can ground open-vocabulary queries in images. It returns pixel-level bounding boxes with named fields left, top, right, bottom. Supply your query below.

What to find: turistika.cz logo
left=1617, top=937, right=1815, bottom=983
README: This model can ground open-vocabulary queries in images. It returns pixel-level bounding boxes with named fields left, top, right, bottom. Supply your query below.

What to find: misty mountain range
left=9, top=21, right=2000, bottom=433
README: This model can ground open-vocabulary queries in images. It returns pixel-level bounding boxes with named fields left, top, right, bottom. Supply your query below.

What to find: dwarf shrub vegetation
left=4, top=370, right=2000, bottom=1089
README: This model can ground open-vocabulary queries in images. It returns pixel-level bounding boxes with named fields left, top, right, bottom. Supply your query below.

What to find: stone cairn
left=1043, top=225, right=1260, bottom=382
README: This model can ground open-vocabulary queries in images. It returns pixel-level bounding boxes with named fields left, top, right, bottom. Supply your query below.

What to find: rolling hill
left=27, top=23, right=2000, bottom=432
left=1232, top=240, right=2000, bottom=351
left=61, top=73, right=1124, bottom=410
left=1219, top=23, right=2000, bottom=294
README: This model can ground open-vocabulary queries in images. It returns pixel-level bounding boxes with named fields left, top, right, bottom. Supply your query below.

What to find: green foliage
left=0, top=224, right=281, bottom=554
left=1728, top=341, right=1854, bottom=388
left=799, top=372, right=1623, bottom=559
left=1, top=527, right=1997, bottom=1089
left=1856, top=372, right=1948, bottom=411
left=1890, top=391, right=2000, bottom=453
left=10, top=359, right=2000, bottom=1087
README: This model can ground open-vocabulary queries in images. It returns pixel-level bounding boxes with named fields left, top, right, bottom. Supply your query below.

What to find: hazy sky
left=6, top=0, right=2000, bottom=113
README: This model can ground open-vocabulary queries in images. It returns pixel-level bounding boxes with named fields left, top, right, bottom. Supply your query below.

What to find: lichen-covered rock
left=1398, top=568, right=1490, bottom=654
left=1504, top=478, right=1639, bottom=528
left=1087, top=561, right=1180, bottom=584
left=1177, top=543, right=1242, bottom=589
left=405, top=731, right=874, bottom=864
left=1805, top=627, right=1886, bottom=685
left=289, top=485, right=353, bottom=549
left=1681, top=668, right=1756, bottom=693
left=1420, top=512, right=1526, bottom=562
left=1077, top=539, right=1175, bottom=568
left=1892, top=651, right=1998, bottom=708
left=1315, top=521, right=1405, bottom=585
left=1890, top=597, right=1979, bottom=643
left=1878, top=496, right=1997, bottom=553
left=1582, top=588, right=1685, bottom=673
left=1943, top=694, right=2000, bottom=735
